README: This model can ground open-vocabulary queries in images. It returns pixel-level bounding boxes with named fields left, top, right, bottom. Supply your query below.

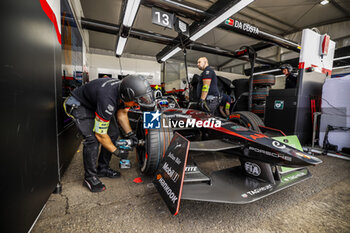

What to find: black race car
left=127, top=97, right=322, bottom=215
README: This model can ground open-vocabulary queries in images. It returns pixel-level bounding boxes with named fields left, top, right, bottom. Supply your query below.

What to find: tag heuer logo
left=274, top=100, right=284, bottom=110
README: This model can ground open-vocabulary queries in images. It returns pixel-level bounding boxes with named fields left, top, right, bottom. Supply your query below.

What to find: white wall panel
left=89, top=53, right=161, bottom=84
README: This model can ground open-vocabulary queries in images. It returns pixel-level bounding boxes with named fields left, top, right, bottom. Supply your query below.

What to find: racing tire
left=136, top=116, right=173, bottom=175
left=253, top=74, right=275, bottom=86
left=252, top=103, right=266, bottom=115
left=229, top=111, right=264, bottom=132
left=232, top=79, right=249, bottom=99
left=252, top=87, right=269, bottom=101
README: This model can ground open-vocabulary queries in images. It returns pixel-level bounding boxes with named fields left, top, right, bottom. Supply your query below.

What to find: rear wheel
left=229, top=111, right=264, bottom=132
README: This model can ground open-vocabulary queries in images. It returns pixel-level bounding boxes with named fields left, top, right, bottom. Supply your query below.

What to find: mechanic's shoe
left=97, top=167, right=121, bottom=178
left=84, top=176, right=106, bottom=192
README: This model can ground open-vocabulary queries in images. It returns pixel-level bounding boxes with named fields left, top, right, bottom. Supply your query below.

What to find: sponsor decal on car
left=294, top=151, right=311, bottom=160
left=241, top=184, right=273, bottom=198
left=244, top=162, right=261, bottom=176
left=282, top=170, right=308, bottom=183
left=272, top=140, right=286, bottom=149
left=162, top=162, right=180, bottom=183
left=185, top=166, right=198, bottom=172
left=174, top=142, right=182, bottom=150
left=156, top=174, right=178, bottom=204
left=248, top=146, right=292, bottom=161
left=168, top=152, right=181, bottom=165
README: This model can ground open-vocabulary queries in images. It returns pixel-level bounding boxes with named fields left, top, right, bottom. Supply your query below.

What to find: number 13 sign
left=152, top=7, right=174, bottom=29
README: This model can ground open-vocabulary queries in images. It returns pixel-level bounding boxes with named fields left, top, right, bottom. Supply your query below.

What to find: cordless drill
left=115, top=139, right=145, bottom=168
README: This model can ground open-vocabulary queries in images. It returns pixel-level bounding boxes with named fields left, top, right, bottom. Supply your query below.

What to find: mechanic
left=218, top=93, right=233, bottom=119
left=64, top=75, right=155, bottom=192
left=196, top=57, right=220, bottom=114
left=160, top=82, right=166, bottom=96
left=280, top=64, right=298, bottom=89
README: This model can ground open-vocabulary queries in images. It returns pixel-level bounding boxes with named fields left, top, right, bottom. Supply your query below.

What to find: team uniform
left=65, top=78, right=124, bottom=181
left=220, top=94, right=232, bottom=110
left=196, top=66, right=221, bottom=114
left=285, top=72, right=298, bottom=89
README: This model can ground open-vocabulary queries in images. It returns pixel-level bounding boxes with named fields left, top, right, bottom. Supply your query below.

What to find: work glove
left=125, top=131, right=138, bottom=147
left=112, top=148, right=129, bottom=159
left=198, top=99, right=211, bottom=113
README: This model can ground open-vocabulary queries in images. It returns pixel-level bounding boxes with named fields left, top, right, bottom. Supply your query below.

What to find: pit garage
left=2, top=0, right=350, bottom=232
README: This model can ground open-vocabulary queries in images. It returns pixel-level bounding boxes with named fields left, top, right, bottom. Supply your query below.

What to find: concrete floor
left=33, top=144, right=350, bottom=233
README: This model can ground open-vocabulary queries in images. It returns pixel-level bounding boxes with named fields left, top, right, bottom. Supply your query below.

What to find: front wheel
left=229, top=111, right=264, bottom=133
left=136, top=117, right=173, bottom=175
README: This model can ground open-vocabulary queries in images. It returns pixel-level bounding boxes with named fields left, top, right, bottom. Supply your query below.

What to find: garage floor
left=32, top=144, right=350, bottom=233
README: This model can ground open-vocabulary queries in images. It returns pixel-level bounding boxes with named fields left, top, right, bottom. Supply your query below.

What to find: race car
left=127, top=98, right=322, bottom=215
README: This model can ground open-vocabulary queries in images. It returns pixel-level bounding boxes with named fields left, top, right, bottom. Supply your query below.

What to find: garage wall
left=165, top=64, right=247, bottom=91
left=89, top=53, right=162, bottom=84
left=0, top=1, right=61, bottom=232
left=88, top=52, right=286, bottom=92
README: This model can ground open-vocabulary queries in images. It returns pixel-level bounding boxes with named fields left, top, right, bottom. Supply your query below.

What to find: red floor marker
left=133, top=177, right=143, bottom=183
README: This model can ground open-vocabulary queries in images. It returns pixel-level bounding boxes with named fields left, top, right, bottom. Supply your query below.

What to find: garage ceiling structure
left=80, top=0, right=350, bottom=70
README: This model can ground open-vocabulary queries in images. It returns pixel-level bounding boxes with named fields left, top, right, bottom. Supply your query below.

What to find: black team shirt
left=196, top=66, right=220, bottom=98
left=72, top=78, right=125, bottom=121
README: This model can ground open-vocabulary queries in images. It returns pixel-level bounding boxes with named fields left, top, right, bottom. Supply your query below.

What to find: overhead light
left=160, top=47, right=181, bottom=62
left=116, top=37, right=127, bottom=56
left=253, top=68, right=280, bottom=75
left=123, top=0, right=141, bottom=27
left=190, top=0, right=254, bottom=41
left=320, top=0, right=329, bottom=5
left=333, top=55, right=350, bottom=61
left=333, top=65, right=350, bottom=70
left=115, top=0, right=141, bottom=56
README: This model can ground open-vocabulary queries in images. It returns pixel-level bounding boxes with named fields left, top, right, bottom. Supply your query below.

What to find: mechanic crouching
left=196, top=57, right=221, bottom=114
left=218, top=93, right=234, bottom=119
left=64, top=75, right=155, bottom=192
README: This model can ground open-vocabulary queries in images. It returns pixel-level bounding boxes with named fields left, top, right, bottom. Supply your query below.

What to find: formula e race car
left=127, top=97, right=322, bottom=215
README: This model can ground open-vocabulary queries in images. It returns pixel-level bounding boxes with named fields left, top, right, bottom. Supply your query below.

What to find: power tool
left=115, top=139, right=145, bottom=168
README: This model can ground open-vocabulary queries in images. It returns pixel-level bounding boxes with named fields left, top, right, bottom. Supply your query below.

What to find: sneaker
left=97, top=167, right=121, bottom=178
left=84, top=176, right=106, bottom=192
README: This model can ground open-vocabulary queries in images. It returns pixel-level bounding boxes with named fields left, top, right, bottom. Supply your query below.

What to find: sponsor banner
left=153, top=132, right=190, bottom=215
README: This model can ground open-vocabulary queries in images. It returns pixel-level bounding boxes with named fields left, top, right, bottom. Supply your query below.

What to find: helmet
left=280, top=64, right=293, bottom=73
left=119, top=75, right=155, bottom=109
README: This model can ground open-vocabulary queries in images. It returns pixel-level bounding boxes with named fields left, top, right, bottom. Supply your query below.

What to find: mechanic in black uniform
left=196, top=57, right=221, bottom=114
left=160, top=82, right=166, bottom=96
left=64, top=75, right=155, bottom=192
left=280, top=64, right=298, bottom=89
left=218, top=93, right=233, bottom=119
